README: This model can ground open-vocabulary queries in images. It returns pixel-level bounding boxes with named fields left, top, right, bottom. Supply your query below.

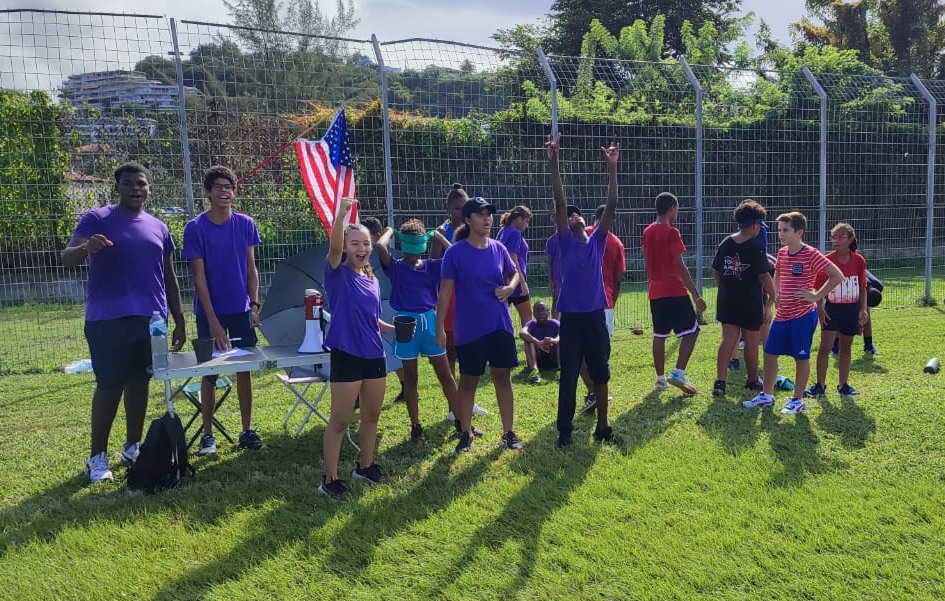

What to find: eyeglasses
left=212, top=184, right=235, bottom=192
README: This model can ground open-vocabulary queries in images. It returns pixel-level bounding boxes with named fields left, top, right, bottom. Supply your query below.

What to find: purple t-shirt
left=382, top=257, right=441, bottom=313
left=557, top=227, right=607, bottom=313
left=525, top=318, right=560, bottom=340
left=497, top=225, right=528, bottom=296
left=182, top=212, right=261, bottom=317
left=441, top=239, right=517, bottom=346
left=323, top=262, right=384, bottom=359
left=73, top=205, right=175, bottom=322
left=544, top=233, right=562, bottom=287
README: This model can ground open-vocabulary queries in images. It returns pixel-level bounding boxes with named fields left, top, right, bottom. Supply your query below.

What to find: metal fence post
left=679, top=56, right=703, bottom=292
left=909, top=73, right=936, bottom=305
left=169, top=18, right=195, bottom=217
left=536, top=48, right=558, bottom=139
left=802, top=67, right=828, bottom=252
left=371, top=34, right=395, bottom=229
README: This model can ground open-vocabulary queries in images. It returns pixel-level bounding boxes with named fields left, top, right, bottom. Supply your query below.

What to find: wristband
left=249, top=301, right=261, bottom=310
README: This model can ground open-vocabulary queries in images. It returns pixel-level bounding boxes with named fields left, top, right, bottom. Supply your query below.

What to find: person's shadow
left=762, top=411, right=845, bottom=487
left=816, top=397, right=876, bottom=449
left=697, top=394, right=764, bottom=455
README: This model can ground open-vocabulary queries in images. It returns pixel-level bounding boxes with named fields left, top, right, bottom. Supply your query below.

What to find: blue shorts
left=765, top=310, right=818, bottom=360
left=393, top=309, right=445, bottom=360
left=196, top=311, right=258, bottom=348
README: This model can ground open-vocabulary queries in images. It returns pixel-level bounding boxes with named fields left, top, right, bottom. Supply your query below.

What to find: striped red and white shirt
left=774, top=244, right=831, bottom=321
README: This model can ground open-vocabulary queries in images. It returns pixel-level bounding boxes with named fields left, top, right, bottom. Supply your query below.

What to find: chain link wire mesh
left=2, top=8, right=944, bottom=373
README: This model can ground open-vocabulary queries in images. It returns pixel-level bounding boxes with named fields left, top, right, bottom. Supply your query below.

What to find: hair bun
left=452, top=183, right=464, bottom=190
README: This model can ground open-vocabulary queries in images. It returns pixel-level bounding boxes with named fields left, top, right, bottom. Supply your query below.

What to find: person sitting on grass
left=711, top=199, right=776, bottom=397
left=743, top=211, right=844, bottom=415
left=805, top=222, right=869, bottom=398
left=519, top=300, right=560, bottom=384
left=376, top=219, right=463, bottom=444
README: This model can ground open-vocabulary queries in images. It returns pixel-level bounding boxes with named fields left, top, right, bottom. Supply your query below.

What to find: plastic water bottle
left=64, top=359, right=93, bottom=374
left=149, top=311, right=168, bottom=371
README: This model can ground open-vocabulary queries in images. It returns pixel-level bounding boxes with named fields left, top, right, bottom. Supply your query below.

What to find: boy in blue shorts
left=377, top=219, right=460, bottom=443
left=744, top=211, right=843, bottom=414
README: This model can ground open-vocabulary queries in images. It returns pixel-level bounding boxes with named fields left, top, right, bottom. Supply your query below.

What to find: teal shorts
left=393, top=309, right=445, bottom=360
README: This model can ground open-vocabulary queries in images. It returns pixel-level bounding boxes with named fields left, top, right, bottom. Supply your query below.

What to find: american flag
left=295, top=108, right=358, bottom=235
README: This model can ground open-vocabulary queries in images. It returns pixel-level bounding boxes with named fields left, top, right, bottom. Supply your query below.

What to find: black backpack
left=128, top=412, right=196, bottom=494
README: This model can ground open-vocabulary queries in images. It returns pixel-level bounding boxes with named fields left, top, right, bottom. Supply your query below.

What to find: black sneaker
left=410, top=423, right=426, bottom=443
left=238, top=429, right=264, bottom=450
left=593, top=426, right=621, bottom=445
left=393, top=388, right=405, bottom=403
left=352, top=461, right=387, bottom=484
left=580, top=393, right=598, bottom=415
left=744, top=379, right=764, bottom=391
left=501, top=430, right=523, bottom=451
left=712, top=380, right=726, bottom=397
left=555, top=432, right=572, bottom=448
left=455, top=431, right=473, bottom=453
left=454, top=419, right=484, bottom=438
left=318, top=477, right=351, bottom=500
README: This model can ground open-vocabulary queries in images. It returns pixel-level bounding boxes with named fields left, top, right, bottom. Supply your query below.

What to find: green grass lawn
left=1, top=306, right=944, bottom=600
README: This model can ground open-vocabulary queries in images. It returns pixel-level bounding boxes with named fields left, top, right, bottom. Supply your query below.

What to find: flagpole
left=236, top=122, right=321, bottom=186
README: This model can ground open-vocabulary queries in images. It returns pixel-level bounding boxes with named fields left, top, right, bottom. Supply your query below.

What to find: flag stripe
left=295, top=109, right=358, bottom=236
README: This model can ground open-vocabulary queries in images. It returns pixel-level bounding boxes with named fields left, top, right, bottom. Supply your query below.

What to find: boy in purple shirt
left=377, top=219, right=460, bottom=444
left=62, top=162, right=186, bottom=483
left=182, top=166, right=264, bottom=456
left=435, top=197, right=523, bottom=454
left=546, top=135, right=621, bottom=448
left=519, top=300, right=560, bottom=384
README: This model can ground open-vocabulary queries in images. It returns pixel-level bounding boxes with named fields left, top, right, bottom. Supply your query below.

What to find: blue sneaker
left=804, top=382, right=826, bottom=398
left=830, top=340, right=839, bottom=358
left=863, top=344, right=879, bottom=356
left=728, top=358, right=741, bottom=371
left=780, top=398, right=806, bottom=415
left=743, top=393, right=775, bottom=409
left=837, top=383, right=860, bottom=396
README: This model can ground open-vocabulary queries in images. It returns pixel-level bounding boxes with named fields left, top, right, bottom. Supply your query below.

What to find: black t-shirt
left=712, top=234, right=772, bottom=316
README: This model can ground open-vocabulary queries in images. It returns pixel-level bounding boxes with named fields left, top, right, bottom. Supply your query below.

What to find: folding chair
left=181, top=376, right=234, bottom=448
left=275, top=366, right=358, bottom=450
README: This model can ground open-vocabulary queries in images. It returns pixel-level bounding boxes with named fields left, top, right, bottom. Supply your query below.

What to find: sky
left=10, top=0, right=808, bottom=46
left=1, top=0, right=809, bottom=92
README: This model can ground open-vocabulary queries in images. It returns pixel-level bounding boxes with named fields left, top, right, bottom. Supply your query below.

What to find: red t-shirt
left=642, top=221, right=688, bottom=300
left=586, top=226, right=626, bottom=309
left=814, top=251, right=867, bottom=305
left=774, top=244, right=832, bottom=321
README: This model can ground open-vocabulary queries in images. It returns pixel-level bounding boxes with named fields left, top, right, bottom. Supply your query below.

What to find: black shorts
left=456, top=330, right=519, bottom=377
left=537, top=348, right=558, bottom=370
left=507, top=294, right=530, bottom=307
left=330, top=348, right=386, bottom=382
left=84, top=316, right=152, bottom=391
left=650, top=296, right=699, bottom=339
left=823, top=302, right=861, bottom=336
left=717, top=299, right=764, bottom=331
left=560, top=310, right=611, bottom=383
left=196, top=311, right=258, bottom=348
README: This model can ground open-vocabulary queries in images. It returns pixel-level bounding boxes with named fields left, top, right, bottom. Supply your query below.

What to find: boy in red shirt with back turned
left=641, top=192, right=706, bottom=395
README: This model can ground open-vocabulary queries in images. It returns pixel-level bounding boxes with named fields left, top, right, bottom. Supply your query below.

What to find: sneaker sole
left=317, top=484, right=349, bottom=500
left=351, top=471, right=386, bottom=484
left=780, top=406, right=807, bottom=414
left=669, top=380, right=698, bottom=395
left=742, top=400, right=774, bottom=408
left=197, top=447, right=217, bottom=456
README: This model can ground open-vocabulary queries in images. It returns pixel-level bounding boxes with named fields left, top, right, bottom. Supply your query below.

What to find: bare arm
left=191, top=257, right=229, bottom=350
left=546, top=134, right=569, bottom=233
left=596, top=141, right=619, bottom=235
left=163, top=253, right=186, bottom=351
left=376, top=226, right=394, bottom=267
left=247, top=245, right=260, bottom=328
left=676, top=254, right=706, bottom=312
left=327, top=198, right=356, bottom=269
left=434, top=278, right=454, bottom=348
left=62, top=233, right=113, bottom=268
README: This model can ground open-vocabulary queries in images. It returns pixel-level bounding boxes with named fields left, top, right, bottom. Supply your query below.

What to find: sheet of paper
left=212, top=347, right=254, bottom=359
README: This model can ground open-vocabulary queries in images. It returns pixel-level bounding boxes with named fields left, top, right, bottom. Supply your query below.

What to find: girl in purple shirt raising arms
left=319, top=197, right=394, bottom=500
left=435, top=197, right=523, bottom=454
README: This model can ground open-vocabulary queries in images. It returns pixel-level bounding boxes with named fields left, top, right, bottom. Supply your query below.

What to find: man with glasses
left=183, top=166, right=264, bottom=455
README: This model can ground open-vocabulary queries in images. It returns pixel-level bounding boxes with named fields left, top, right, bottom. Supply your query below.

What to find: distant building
left=60, top=70, right=198, bottom=110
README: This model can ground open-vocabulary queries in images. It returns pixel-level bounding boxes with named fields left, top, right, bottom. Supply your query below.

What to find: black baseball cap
left=462, top=197, right=496, bottom=218
left=566, top=204, right=582, bottom=217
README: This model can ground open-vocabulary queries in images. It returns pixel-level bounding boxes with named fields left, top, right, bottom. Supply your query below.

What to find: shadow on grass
left=762, top=411, right=846, bottom=487
left=815, top=397, right=876, bottom=449
left=697, top=394, right=764, bottom=455
left=849, top=355, right=888, bottom=374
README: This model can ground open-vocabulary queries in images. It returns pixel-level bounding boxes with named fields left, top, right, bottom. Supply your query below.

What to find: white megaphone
left=299, top=288, right=326, bottom=353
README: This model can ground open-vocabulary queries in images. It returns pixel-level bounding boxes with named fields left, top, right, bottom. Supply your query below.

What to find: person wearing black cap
left=710, top=199, right=777, bottom=397
left=435, top=196, right=523, bottom=453
left=546, top=134, right=621, bottom=448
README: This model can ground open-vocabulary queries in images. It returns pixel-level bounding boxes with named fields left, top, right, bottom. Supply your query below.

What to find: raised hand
left=601, top=140, right=620, bottom=166
left=339, top=197, right=357, bottom=217
left=544, top=133, right=561, bottom=161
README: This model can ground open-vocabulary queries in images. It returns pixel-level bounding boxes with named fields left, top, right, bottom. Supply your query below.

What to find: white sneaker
left=120, top=442, right=140, bottom=466
left=85, top=452, right=113, bottom=483
left=473, top=403, right=489, bottom=416
left=197, top=434, right=217, bottom=456
left=742, top=393, right=775, bottom=409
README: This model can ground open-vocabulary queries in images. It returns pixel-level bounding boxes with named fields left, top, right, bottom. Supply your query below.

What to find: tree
left=222, top=0, right=358, bottom=53
left=545, top=0, right=743, bottom=58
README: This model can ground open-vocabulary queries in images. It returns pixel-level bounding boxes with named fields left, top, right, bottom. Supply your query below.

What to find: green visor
left=395, top=230, right=435, bottom=255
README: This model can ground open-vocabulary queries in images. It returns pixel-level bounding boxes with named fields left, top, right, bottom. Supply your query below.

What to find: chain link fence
left=2, top=8, right=944, bottom=373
